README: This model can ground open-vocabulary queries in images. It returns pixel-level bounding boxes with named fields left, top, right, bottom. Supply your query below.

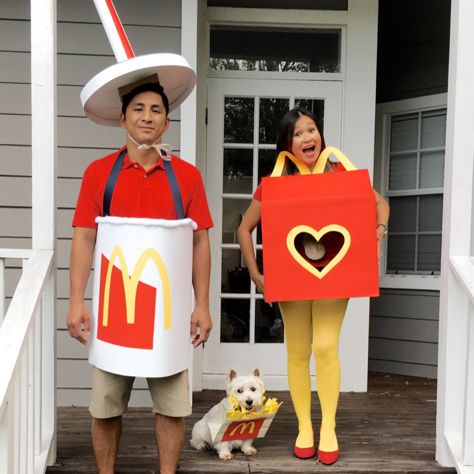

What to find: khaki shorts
left=89, top=367, right=191, bottom=419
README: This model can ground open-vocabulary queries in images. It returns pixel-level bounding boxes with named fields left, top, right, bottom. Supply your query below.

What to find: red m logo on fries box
left=261, top=147, right=379, bottom=302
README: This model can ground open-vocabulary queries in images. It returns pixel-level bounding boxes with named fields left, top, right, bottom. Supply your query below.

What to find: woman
left=237, top=108, right=389, bottom=465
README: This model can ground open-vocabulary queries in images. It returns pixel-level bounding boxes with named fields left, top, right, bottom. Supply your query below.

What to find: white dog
left=190, top=368, right=265, bottom=460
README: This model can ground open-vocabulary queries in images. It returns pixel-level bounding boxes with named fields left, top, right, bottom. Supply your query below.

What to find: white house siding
left=369, top=0, right=450, bottom=378
left=0, top=0, right=183, bottom=406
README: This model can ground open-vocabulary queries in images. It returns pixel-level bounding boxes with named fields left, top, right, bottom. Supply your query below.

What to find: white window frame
left=375, top=93, right=447, bottom=291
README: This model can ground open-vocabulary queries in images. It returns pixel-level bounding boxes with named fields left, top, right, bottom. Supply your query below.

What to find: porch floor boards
left=47, top=372, right=455, bottom=473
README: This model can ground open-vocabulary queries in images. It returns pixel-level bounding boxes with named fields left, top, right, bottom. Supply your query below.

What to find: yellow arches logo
left=102, top=246, right=172, bottom=329
left=229, top=421, right=256, bottom=437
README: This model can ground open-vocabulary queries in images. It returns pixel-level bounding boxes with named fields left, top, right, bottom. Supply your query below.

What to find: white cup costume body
left=89, top=216, right=197, bottom=377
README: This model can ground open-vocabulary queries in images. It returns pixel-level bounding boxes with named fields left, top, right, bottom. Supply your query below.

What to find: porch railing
left=445, top=255, right=474, bottom=472
left=0, top=249, right=56, bottom=474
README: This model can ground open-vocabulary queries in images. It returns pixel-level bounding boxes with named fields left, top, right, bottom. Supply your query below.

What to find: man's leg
left=92, top=416, right=122, bottom=474
left=155, top=414, right=184, bottom=474
left=148, top=370, right=191, bottom=473
left=89, top=367, right=134, bottom=473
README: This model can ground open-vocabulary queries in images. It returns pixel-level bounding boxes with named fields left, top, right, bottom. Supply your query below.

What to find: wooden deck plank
left=47, top=372, right=455, bottom=473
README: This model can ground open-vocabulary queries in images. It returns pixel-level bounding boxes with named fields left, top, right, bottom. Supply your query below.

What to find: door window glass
left=210, top=26, right=341, bottom=73
left=224, top=97, right=254, bottom=143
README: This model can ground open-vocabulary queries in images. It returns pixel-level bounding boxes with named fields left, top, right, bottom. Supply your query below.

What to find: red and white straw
left=93, top=0, right=135, bottom=62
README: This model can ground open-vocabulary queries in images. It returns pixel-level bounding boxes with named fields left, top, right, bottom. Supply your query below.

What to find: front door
left=204, top=78, right=342, bottom=389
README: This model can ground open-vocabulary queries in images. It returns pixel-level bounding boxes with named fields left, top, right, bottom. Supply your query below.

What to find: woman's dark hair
left=276, top=107, right=326, bottom=175
left=121, top=82, right=170, bottom=117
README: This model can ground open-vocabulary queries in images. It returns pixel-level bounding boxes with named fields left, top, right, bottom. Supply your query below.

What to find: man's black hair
left=121, top=82, right=170, bottom=116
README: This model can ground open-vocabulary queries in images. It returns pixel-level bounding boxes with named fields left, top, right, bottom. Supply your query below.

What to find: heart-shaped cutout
left=286, top=225, right=351, bottom=279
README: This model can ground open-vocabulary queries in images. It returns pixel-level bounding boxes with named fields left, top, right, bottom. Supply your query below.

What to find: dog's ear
left=229, top=369, right=238, bottom=380
left=253, top=368, right=261, bottom=377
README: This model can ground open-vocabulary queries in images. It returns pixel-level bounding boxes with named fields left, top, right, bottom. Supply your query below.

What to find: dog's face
left=226, top=368, right=264, bottom=412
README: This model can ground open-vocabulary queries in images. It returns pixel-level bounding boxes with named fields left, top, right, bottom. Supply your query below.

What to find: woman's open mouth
left=302, top=145, right=316, bottom=155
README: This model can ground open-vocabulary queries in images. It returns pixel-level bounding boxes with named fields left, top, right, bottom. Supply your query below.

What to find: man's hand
left=190, top=306, right=212, bottom=347
left=67, top=301, right=91, bottom=345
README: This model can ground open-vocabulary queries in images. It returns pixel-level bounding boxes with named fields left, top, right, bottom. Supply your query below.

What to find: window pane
left=259, top=98, right=289, bottom=144
left=421, top=110, right=446, bottom=149
left=221, top=299, right=250, bottom=342
left=256, top=249, right=264, bottom=275
left=222, top=198, right=250, bottom=243
left=417, top=235, right=442, bottom=273
left=221, top=248, right=250, bottom=293
left=420, top=150, right=444, bottom=188
left=389, top=153, right=417, bottom=190
left=419, top=195, right=443, bottom=232
left=295, top=98, right=325, bottom=132
left=223, top=148, right=253, bottom=194
left=210, top=26, right=341, bottom=73
left=224, top=97, right=254, bottom=143
left=255, top=300, right=284, bottom=343
left=387, top=235, right=416, bottom=272
left=390, top=114, right=418, bottom=152
left=258, top=148, right=276, bottom=183
left=388, top=197, right=417, bottom=232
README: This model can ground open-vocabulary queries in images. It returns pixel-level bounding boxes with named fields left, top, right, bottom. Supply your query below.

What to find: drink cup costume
left=75, top=0, right=212, bottom=378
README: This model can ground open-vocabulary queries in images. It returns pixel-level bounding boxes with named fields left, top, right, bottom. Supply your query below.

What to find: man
left=67, top=81, right=213, bottom=474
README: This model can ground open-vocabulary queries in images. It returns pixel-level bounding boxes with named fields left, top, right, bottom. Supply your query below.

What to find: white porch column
left=180, top=0, right=198, bottom=167
left=181, top=0, right=202, bottom=392
left=436, top=0, right=474, bottom=470
left=31, top=0, right=57, bottom=250
left=31, top=0, right=57, bottom=464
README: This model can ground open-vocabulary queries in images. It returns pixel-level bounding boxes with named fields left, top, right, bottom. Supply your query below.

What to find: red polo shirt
left=73, top=147, right=213, bottom=231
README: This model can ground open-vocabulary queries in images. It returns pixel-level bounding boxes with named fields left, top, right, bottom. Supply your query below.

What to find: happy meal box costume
left=239, top=105, right=388, bottom=465
left=76, top=0, right=209, bottom=378
left=261, top=146, right=380, bottom=303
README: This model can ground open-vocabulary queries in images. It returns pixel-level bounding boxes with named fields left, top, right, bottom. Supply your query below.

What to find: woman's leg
left=279, top=300, right=314, bottom=449
left=312, top=298, right=348, bottom=453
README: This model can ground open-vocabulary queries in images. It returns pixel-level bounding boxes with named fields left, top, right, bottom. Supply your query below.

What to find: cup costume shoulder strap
left=102, top=148, right=185, bottom=219
left=103, top=149, right=127, bottom=217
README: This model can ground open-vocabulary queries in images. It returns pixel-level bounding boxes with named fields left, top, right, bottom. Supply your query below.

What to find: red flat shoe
left=293, top=445, right=316, bottom=459
left=317, top=449, right=339, bottom=465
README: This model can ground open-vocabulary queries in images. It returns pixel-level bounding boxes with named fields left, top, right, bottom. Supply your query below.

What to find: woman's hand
left=250, top=271, right=265, bottom=295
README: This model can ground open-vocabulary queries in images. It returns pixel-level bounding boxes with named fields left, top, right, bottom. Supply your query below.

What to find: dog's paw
left=242, top=445, right=257, bottom=456
left=218, top=450, right=233, bottom=460
left=190, top=439, right=207, bottom=451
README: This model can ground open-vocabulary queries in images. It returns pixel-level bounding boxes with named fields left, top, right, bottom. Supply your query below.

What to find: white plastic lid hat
left=80, top=53, right=196, bottom=126
left=80, top=0, right=196, bottom=126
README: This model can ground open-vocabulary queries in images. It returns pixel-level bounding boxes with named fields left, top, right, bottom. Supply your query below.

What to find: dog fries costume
left=76, top=0, right=211, bottom=378
left=258, top=148, right=379, bottom=463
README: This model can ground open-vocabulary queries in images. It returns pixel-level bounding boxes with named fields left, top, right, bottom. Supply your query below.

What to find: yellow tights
left=279, top=298, right=348, bottom=453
